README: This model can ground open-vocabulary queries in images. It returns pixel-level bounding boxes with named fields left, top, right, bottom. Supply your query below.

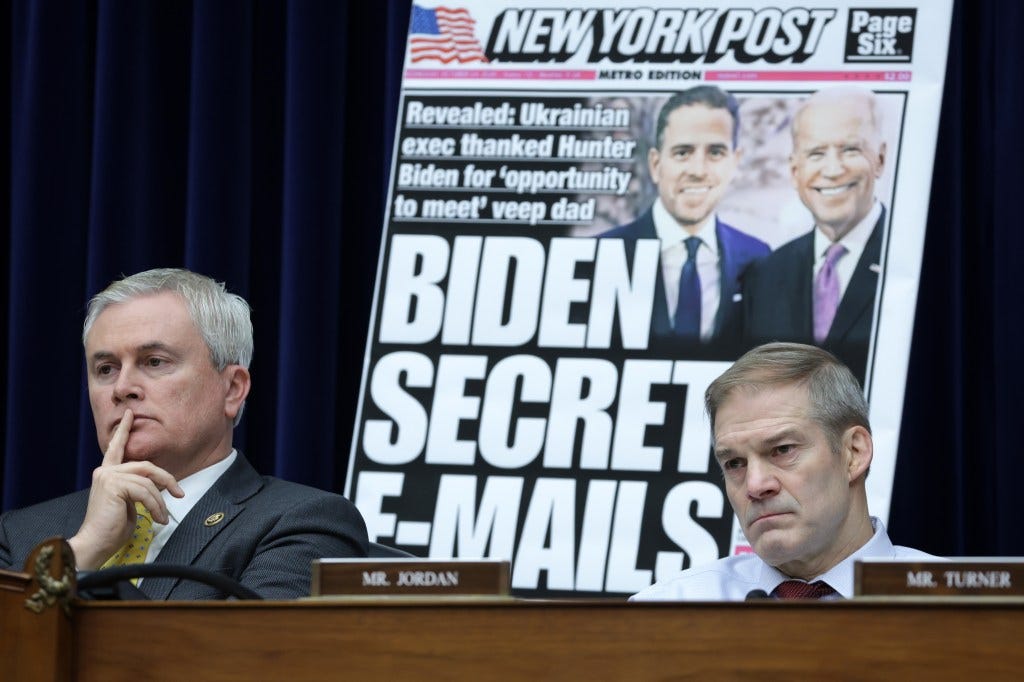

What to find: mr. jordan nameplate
left=311, top=559, right=511, bottom=596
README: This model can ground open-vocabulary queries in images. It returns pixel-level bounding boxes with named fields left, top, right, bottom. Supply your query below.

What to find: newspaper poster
left=346, top=0, right=953, bottom=597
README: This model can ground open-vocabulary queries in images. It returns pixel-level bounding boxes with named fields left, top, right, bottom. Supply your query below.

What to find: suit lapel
left=785, top=233, right=816, bottom=338
left=64, top=492, right=90, bottom=538
left=714, top=219, right=741, bottom=333
left=140, top=454, right=263, bottom=600
left=635, top=211, right=673, bottom=336
left=826, top=212, right=884, bottom=343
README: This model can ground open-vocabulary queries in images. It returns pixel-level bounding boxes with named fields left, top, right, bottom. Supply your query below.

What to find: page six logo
left=845, top=8, right=916, bottom=62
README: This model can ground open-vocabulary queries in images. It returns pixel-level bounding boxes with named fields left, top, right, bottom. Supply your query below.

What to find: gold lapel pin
left=204, top=512, right=225, bottom=527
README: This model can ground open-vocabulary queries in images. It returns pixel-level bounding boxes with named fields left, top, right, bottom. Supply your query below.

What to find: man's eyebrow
left=712, top=428, right=804, bottom=459
left=137, top=342, right=176, bottom=354
left=762, top=428, right=803, bottom=447
left=89, top=350, right=115, bottom=363
left=89, top=342, right=179, bottom=362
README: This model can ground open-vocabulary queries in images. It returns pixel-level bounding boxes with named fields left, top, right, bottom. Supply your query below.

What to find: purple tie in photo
left=813, top=242, right=847, bottom=344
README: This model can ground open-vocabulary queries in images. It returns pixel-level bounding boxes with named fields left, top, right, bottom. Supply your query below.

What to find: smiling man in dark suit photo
left=742, top=87, right=887, bottom=383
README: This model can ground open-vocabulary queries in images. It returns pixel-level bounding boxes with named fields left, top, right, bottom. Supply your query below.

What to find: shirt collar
left=755, top=516, right=891, bottom=598
left=652, top=200, right=720, bottom=257
left=813, top=200, right=880, bottom=261
left=161, top=450, right=237, bottom=525
left=815, top=517, right=892, bottom=597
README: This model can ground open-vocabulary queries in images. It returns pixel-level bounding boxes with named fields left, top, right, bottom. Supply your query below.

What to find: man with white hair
left=742, top=87, right=888, bottom=383
left=0, top=268, right=368, bottom=598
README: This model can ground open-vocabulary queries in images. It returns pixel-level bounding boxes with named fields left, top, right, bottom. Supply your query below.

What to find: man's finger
left=98, top=460, right=185, bottom=504
left=124, top=479, right=172, bottom=525
left=102, top=409, right=134, bottom=466
left=135, top=461, right=184, bottom=500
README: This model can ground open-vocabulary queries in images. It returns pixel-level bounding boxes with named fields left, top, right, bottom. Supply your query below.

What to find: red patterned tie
left=771, top=580, right=838, bottom=599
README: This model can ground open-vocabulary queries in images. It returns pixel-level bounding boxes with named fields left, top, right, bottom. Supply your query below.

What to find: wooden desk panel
left=0, top=540, right=73, bottom=682
left=71, top=599, right=1024, bottom=681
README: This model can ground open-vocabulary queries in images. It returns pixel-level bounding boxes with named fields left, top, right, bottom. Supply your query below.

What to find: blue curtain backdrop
left=2, top=0, right=1021, bottom=559
left=4, top=0, right=410, bottom=504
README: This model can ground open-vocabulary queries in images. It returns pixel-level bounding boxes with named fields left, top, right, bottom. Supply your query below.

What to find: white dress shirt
left=629, top=517, right=941, bottom=601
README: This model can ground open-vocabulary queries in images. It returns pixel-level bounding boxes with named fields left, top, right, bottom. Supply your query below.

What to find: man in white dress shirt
left=632, top=342, right=938, bottom=600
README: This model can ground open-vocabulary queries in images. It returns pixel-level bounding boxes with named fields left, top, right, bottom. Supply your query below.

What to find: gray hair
left=82, top=268, right=253, bottom=424
left=705, top=342, right=869, bottom=454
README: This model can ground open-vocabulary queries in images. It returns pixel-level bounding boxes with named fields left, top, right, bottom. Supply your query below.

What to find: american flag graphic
left=409, top=5, right=489, bottom=64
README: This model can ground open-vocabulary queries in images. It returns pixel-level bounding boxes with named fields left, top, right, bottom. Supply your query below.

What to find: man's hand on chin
left=68, top=410, right=184, bottom=569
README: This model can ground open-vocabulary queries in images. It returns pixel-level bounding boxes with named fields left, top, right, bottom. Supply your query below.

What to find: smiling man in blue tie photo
left=602, top=85, right=769, bottom=347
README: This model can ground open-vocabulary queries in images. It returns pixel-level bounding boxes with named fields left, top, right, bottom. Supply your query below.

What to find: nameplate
left=855, top=559, right=1024, bottom=597
left=311, top=559, right=510, bottom=597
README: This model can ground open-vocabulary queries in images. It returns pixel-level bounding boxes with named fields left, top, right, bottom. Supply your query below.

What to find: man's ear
left=844, top=425, right=873, bottom=484
left=223, top=365, right=251, bottom=420
left=874, top=141, right=887, bottom=177
left=648, top=146, right=662, bottom=184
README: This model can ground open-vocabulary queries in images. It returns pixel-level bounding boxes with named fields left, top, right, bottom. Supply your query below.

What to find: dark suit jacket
left=602, top=208, right=770, bottom=344
left=742, top=209, right=885, bottom=384
left=0, top=452, right=369, bottom=599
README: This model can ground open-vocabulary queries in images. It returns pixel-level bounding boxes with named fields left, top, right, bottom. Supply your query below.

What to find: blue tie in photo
left=674, top=236, right=702, bottom=338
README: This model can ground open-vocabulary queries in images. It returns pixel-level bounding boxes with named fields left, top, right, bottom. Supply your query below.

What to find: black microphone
left=745, top=589, right=770, bottom=600
left=77, top=564, right=263, bottom=600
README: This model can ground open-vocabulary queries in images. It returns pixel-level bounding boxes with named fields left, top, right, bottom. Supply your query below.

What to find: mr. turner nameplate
left=311, top=559, right=510, bottom=597
left=855, top=560, right=1024, bottom=597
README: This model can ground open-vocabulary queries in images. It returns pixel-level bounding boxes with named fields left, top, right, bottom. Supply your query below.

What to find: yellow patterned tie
left=101, top=502, right=155, bottom=584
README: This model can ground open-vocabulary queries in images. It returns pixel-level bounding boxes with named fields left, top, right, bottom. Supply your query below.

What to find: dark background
left=3, top=0, right=1020, bottom=559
